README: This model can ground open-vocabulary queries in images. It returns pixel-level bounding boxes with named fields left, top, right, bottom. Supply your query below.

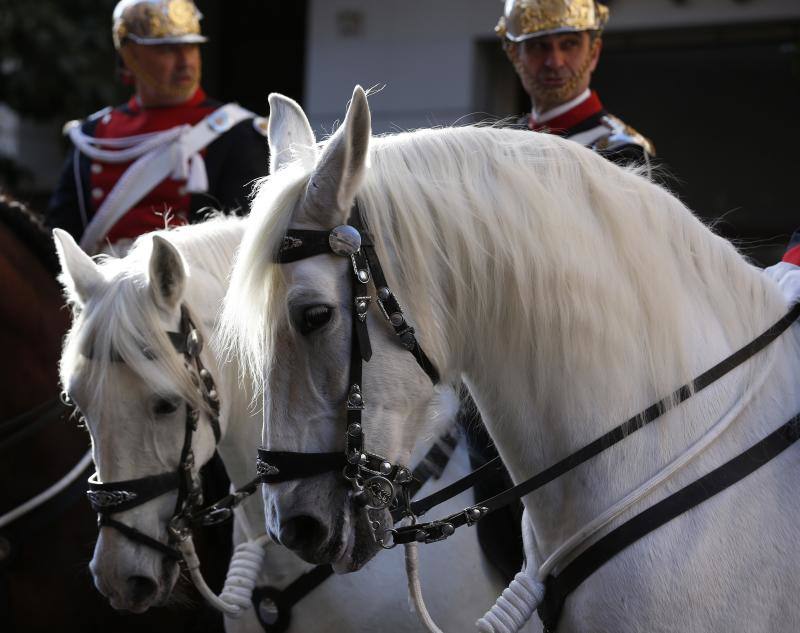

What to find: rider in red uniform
left=496, top=0, right=654, bottom=166
left=46, top=0, right=268, bottom=253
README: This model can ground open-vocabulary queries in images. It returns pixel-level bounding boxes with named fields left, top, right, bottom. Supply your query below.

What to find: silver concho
left=186, top=329, right=203, bottom=357
left=87, top=489, right=138, bottom=509
left=363, top=475, right=395, bottom=510
left=328, top=225, right=362, bottom=256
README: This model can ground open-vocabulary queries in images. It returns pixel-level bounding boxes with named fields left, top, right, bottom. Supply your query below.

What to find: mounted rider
left=497, top=0, right=654, bottom=165
left=46, top=0, right=269, bottom=254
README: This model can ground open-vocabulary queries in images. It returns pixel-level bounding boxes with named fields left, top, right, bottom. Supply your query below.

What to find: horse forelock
left=218, top=164, right=311, bottom=394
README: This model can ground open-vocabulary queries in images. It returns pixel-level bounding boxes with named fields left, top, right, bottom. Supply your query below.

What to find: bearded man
left=46, top=0, right=269, bottom=254
left=497, top=0, right=654, bottom=165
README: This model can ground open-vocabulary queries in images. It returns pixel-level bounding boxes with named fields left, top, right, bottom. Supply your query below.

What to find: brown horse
left=0, top=194, right=228, bottom=633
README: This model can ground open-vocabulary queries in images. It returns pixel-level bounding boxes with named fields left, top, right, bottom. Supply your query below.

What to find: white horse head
left=223, top=86, right=800, bottom=631
left=55, top=220, right=242, bottom=612
left=221, top=89, right=452, bottom=570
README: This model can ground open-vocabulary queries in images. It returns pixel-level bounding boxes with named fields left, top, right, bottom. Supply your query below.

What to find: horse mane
left=0, top=193, right=60, bottom=277
left=61, top=216, right=246, bottom=413
left=225, top=126, right=784, bottom=425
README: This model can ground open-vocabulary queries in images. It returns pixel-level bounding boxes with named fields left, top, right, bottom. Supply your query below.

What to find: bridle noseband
left=256, top=205, right=439, bottom=545
left=84, top=306, right=224, bottom=560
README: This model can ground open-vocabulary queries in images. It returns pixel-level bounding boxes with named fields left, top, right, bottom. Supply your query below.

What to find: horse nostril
left=280, top=515, right=326, bottom=551
left=126, top=575, right=158, bottom=604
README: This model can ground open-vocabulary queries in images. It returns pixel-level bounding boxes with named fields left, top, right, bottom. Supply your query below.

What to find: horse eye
left=152, top=397, right=180, bottom=417
left=300, top=305, right=333, bottom=335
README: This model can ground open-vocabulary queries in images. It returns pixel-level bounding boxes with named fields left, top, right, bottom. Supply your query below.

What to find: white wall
left=304, top=0, right=800, bottom=135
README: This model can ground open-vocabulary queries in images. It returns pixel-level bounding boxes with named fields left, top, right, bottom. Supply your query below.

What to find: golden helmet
left=496, top=0, right=609, bottom=42
left=112, top=0, right=208, bottom=50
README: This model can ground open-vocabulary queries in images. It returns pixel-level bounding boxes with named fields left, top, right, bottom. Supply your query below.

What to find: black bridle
left=256, top=206, right=440, bottom=544
left=84, top=306, right=230, bottom=560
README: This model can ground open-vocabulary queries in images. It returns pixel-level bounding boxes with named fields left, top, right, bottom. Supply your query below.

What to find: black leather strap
left=256, top=450, right=345, bottom=483
left=350, top=209, right=440, bottom=385
left=276, top=230, right=336, bottom=263
left=537, top=411, right=800, bottom=633
left=87, top=471, right=180, bottom=514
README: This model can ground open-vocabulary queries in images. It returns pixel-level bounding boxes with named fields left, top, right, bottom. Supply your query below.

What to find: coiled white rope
left=476, top=571, right=544, bottom=633
left=178, top=532, right=269, bottom=617
left=477, top=508, right=543, bottom=633
left=0, top=450, right=93, bottom=529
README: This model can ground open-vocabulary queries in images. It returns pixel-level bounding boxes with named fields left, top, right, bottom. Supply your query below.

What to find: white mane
left=223, top=126, right=785, bottom=433
left=60, top=216, right=245, bottom=412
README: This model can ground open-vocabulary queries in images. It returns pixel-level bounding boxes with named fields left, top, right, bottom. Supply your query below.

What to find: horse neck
left=364, top=144, right=789, bottom=556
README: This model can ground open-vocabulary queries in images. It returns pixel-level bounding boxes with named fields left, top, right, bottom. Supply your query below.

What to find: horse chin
left=332, top=504, right=386, bottom=573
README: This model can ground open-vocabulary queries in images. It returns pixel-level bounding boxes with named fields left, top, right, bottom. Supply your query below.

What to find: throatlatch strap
left=537, top=411, right=800, bottom=633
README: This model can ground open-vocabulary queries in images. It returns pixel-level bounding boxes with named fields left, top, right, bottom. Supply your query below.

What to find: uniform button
left=178, top=186, right=188, bottom=196
left=92, top=188, right=104, bottom=199
left=91, top=163, right=103, bottom=174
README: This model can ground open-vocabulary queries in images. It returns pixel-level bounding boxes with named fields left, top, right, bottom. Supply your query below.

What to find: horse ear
left=53, top=228, right=104, bottom=305
left=304, top=85, right=371, bottom=224
left=268, top=93, right=317, bottom=173
left=148, top=235, right=186, bottom=312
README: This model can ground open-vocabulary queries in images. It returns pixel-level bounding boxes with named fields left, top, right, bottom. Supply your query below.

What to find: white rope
left=178, top=533, right=269, bottom=617
left=404, top=540, right=446, bottom=633
left=476, top=571, right=544, bottom=633
left=477, top=509, right=544, bottom=633
left=0, top=450, right=93, bottom=529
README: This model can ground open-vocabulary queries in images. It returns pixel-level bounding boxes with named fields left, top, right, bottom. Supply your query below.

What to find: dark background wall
left=197, top=1, right=308, bottom=114
left=594, top=20, right=800, bottom=265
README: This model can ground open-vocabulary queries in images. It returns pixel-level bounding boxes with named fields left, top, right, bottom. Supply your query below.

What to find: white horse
left=55, top=216, right=511, bottom=632
left=220, top=86, right=800, bottom=633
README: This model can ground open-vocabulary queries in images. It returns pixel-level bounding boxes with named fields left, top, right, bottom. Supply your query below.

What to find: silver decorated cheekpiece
left=87, top=488, right=139, bottom=509
left=328, top=225, right=362, bottom=256
left=256, top=459, right=280, bottom=477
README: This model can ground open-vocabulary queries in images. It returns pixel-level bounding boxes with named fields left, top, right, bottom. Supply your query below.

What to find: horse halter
left=256, top=204, right=440, bottom=544
left=84, top=305, right=223, bottom=560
